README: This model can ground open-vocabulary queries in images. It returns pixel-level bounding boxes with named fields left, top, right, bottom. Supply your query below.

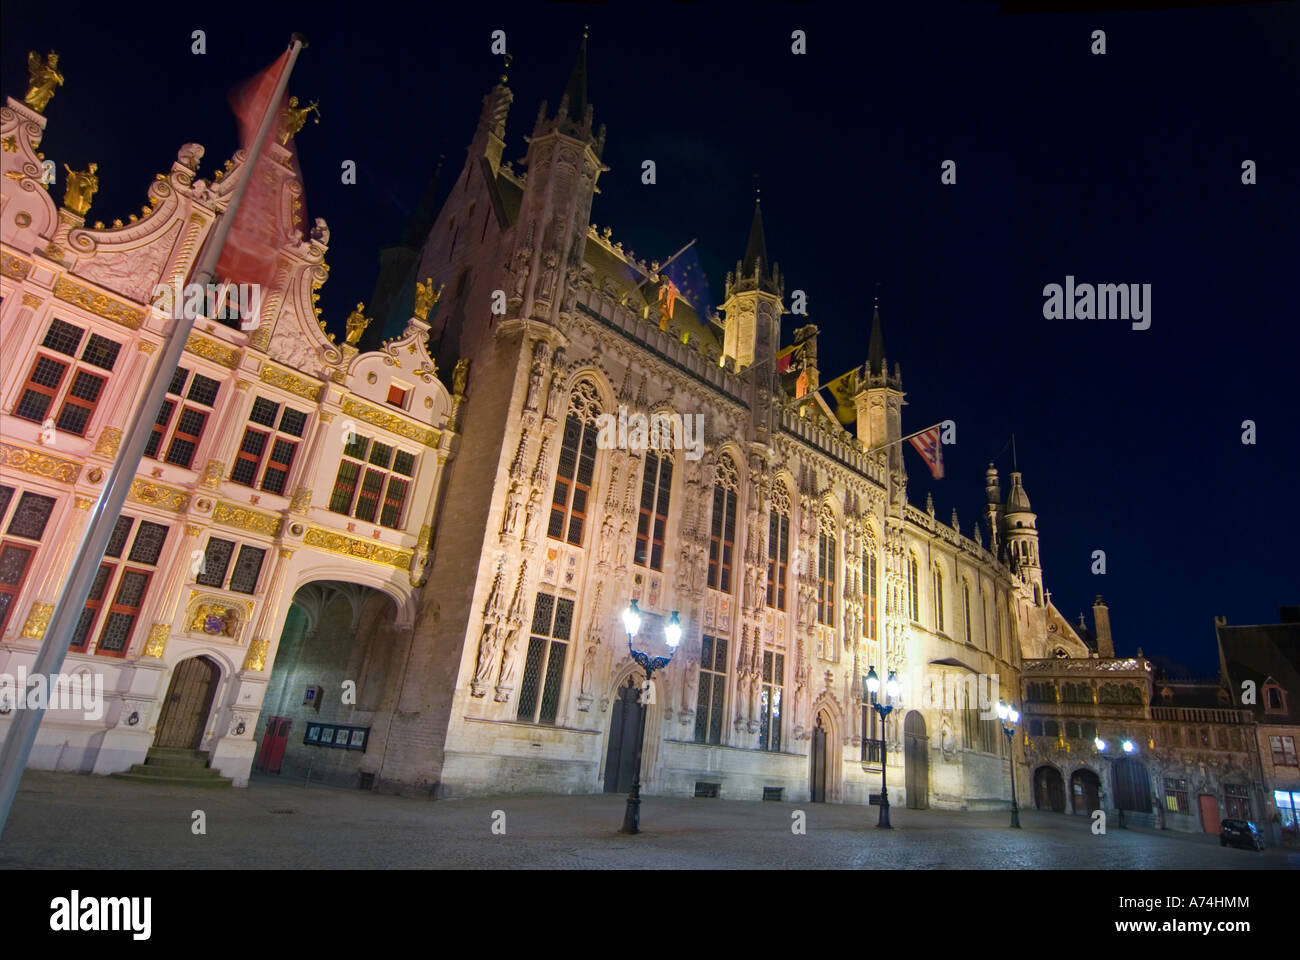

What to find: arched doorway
left=1071, top=768, right=1101, bottom=814
left=904, top=711, right=929, bottom=809
left=1034, top=765, right=1066, bottom=812
left=604, top=675, right=644, bottom=793
left=1113, top=757, right=1152, bottom=812
left=810, top=714, right=828, bottom=802
left=155, top=656, right=220, bottom=750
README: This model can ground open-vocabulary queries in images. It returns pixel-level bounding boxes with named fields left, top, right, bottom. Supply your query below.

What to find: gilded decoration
left=136, top=341, right=158, bottom=354
left=213, top=500, right=283, bottom=537
left=414, top=278, right=443, bottom=321
left=52, top=276, right=145, bottom=330
left=344, top=303, right=371, bottom=345
left=1, top=251, right=33, bottom=280
left=188, top=603, right=244, bottom=638
left=184, top=333, right=240, bottom=369
left=24, top=51, right=64, bottom=113
left=340, top=397, right=439, bottom=449
left=259, top=363, right=324, bottom=402
left=128, top=478, right=189, bottom=513
left=74, top=496, right=95, bottom=510
left=61, top=162, right=98, bottom=216
left=1, top=441, right=81, bottom=484
left=242, top=637, right=271, bottom=671
left=199, top=459, right=225, bottom=490
left=20, top=602, right=54, bottom=640
left=93, top=427, right=122, bottom=458
left=288, top=487, right=312, bottom=513
left=143, top=623, right=169, bottom=658
left=21, top=293, right=42, bottom=308
left=303, top=525, right=412, bottom=571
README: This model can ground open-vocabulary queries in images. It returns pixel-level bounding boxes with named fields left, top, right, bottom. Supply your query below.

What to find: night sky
left=4, top=1, right=1296, bottom=676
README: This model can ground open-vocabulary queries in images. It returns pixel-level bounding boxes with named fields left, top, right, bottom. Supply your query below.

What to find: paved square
left=1, top=771, right=1295, bottom=870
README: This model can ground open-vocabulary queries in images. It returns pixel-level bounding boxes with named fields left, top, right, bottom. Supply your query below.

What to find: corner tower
left=854, top=303, right=905, bottom=477
left=1003, top=470, right=1044, bottom=605
left=721, top=197, right=784, bottom=372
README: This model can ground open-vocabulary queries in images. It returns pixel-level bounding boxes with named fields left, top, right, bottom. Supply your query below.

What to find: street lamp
left=995, top=700, right=1022, bottom=828
left=1095, top=736, right=1137, bottom=829
left=618, top=600, right=681, bottom=835
left=864, top=666, right=900, bottom=829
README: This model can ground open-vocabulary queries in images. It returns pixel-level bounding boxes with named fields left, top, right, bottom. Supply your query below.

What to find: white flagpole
left=865, top=422, right=946, bottom=456
left=0, top=34, right=308, bottom=838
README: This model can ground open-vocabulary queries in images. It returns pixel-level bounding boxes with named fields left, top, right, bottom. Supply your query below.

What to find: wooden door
left=155, top=656, right=219, bottom=750
left=904, top=711, right=929, bottom=809
left=603, top=677, right=643, bottom=793
left=810, top=716, right=827, bottom=802
left=256, top=716, right=291, bottom=774
left=1198, top=794, right=1219, bottom=833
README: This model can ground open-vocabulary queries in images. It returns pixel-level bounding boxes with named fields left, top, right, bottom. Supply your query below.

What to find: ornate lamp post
left=1095, top=736, right=1137, bottom=829
left=996, top=700, right=1022, bottom=828
left=864, top=666, right=900, bottom=829
left=618, top=600, right=681, bottom=835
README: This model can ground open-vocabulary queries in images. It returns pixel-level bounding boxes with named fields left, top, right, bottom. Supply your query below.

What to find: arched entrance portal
left=1071, top=768, right=1101, bottom=814
left=155, top=656, right=220, bottom=749
left=604, top=676, right=645, bottom=793
left=810, top=715, right=828, bottom=802
left=1034, top=765, right=1066, bottom=812
left=904, top=711, right=929, bottom=809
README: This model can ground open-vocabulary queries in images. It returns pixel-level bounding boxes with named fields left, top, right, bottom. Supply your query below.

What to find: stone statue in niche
left=525, top=358, right=545, bottom=410
left=472, top=623, right=499, bottom=691
left=523, top=488, right=542, bottom=543
left=615, top=521, right=632, bottom=569
left=501, top=480, right=522, bottom=536
left=598, top=514, right=616, bottom=565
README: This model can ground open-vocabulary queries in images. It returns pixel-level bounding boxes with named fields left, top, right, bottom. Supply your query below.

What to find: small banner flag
left=657, top=277, right=678, bottom=329
left=821, top=368, right=858, bottom=426
left=214, top=50, right=304, bottom=298
left=775, top=342, right=802, bottom=374
left=908, top=426, right=945, bottom=479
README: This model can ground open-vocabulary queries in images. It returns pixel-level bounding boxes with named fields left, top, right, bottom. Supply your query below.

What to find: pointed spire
left=1006, top=470, right=1033, bottom=513
left=562, top=25, right=589, bottom=124
left=868, top=295, right=886, bottom=376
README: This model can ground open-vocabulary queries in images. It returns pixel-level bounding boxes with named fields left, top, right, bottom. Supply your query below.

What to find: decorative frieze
left=128, top=478, right=189, bottom=513
left=184, top=332, right=241, bottom=369
left=52, top=276, right=145, bottom=329
left=259, top=361, right=325, bottom=402
left=20, top=602, right=53, bottom=639
left=340, top=397, right=439, bottom=449
left=213, top=500, right=283, bottom=538
left=0, top=441, right=82, bottom=484
left=302, top=525, right=412, bottom=571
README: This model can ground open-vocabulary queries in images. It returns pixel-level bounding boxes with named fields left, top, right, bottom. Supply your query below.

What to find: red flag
left=657, top=278, right=678, bottom=329
left=775, top=343, right=801, bottom=374
left=215, top=51, right=304, bottom=300
left=908, top=426, right=945, bottom=479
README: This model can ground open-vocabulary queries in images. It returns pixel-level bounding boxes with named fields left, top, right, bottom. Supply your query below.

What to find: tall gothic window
left=517, top=591, right=574, bottom=725
left=635, top=450, right=672, bottom=570
left=695, top=634, right=728, bottom=744
left=816, top=507, right=836, bottom=627
left=548, top=381, right=601, bottom=547
left=863, top=546, right=878, bottom=643
left=963, top=580, right=973, bottom=644
left=767, top=483, right=790, bottom=611
left=707, top=456, right=738, bottom=592
left=907, top=552, right=920, bottom=621
left=758, top=651, right=784, bottom=752
left=933, top=563, right=945, bottom=632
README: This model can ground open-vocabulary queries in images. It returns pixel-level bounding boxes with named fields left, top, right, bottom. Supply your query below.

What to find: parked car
left=1219, top=818, right=1264, bottom=850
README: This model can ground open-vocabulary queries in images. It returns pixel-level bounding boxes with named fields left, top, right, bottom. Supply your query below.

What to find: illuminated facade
left=0, top=87, right=458, bottom=786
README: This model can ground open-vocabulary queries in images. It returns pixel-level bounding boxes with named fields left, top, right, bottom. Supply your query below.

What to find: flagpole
left=633, top=239, right=696, bottom=294
left=0, top=33, right=308, bottom=838
left=865, top=422, right=946, bottom=456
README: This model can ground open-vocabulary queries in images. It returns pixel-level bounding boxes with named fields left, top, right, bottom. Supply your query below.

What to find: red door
left=256, top=716, right=291, bottom=774
left=1198, top=794, right=1219, bottom=833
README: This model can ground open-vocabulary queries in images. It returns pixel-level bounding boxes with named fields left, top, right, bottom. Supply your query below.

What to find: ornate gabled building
left=349, top=38, right=1096, bottom=810
left=0, top=71, right=459, bottom=786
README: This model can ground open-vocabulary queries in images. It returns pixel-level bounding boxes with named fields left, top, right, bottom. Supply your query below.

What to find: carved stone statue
left=523, top=488, right=542, bottom=542
left=177, top=143, right=204, bottom=172
left=545, top=366, right=566, bottom=420
left=414, top=277, right=442, bottom=321
left=615, top=521, right=632, bottom=568
left=453, top=358, right=469, bottom=396
left=279, top=96, right=320, bottom=145
left=473, top=623, right=499, bottom=689
left=61, top=162, right=98, bottom=216
left=598, top=515, right=615, bottom=564
left=37, top=418, right=56, bottom=446
left=580, top=644, right=597, bottom=697
left=525, top=360, right=545, bottom=410
left=501, top=481, right=522, bottom=536
left=344, top=303, right=371, bottom=346
left=539, top=252, right=559, bottom=301
left=25, top=51, right=63, bottom=113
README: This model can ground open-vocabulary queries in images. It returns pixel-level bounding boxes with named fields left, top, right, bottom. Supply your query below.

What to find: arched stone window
left=906, top=551, right=920, bottom=622
left=547, top=380, right=601, bottom=547
left=933, top=563, right=945, bottom=632
left=707, top=455, right=738, bottom=591
left=816, top=505, right=837, bottom=627
left=962, top=580, right=973, bottom=644
left=767, top=482, right=791, bottom=611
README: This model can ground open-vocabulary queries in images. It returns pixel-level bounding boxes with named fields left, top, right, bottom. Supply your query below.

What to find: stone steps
left=110, top=747, right=233, bottom=788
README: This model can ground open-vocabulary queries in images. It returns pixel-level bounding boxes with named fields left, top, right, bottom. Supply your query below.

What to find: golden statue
left=25, top=51, right=64, bottom=114
left=279, top=96, right=320, bottom=145
left=345, top=302, right=371, bottom=345
left=453, top=358, right=469, bottom=396
left=61, top=162, right=98, bottom=216
left=414, top=277, right=444, bottom=321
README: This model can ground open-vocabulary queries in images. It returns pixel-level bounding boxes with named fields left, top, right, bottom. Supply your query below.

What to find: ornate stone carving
left=128, top=478, right=189, bottom=513
left=20, top=602, right=53, bottom=639
left=242, top=637, right=271, bottom=671
left=213, top=500, right=283, bottom=537
left=259, top=363, right=324, bottom=401
left=93, top=427, right=121, bottom=458
left=302, top=526, right=413, bottom=570
left=1, top=441, right=81, bottom=484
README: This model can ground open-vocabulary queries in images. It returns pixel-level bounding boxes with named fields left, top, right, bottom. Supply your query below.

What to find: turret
left=1002, top=470, right=1043, bottom=605
left=720, top=195, right=784, bottom=371
left=854, top=302, right=905, bottom=478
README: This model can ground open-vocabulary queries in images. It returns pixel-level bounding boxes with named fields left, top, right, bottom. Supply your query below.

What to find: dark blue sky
left=5, top=1, right=1297, bottom=675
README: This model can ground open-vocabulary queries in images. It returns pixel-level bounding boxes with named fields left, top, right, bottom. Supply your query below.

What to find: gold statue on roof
left=62, top=162, right=98, bottom=216
left=414, top=277, right=444, bottom=321
left=279, top=96, right=320, bottom=145
left=345, top=302, right=371, bottom=345
left=25, top=51, right=64, bottom=114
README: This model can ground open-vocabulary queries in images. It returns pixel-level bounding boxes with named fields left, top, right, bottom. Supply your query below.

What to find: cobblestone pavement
left=2, top=770, right=1296, bottom=869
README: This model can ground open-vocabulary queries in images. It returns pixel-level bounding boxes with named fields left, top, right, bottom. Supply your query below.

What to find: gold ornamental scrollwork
left=21, top=293, right=42, bottom=308
left=143, top=623, right=170, bottom=658
left=1, top=250, right=32, bottom=280
left=340, top=397, right=439, bottom=449
left=1, top=441, right=82, bottom=484
left=93, top=427, right=122, bottom=458
left=199, top=459, right=225, bottom=490
left=259, top=362, right=324, bottom=402
left=212, top=500, right=283, bottom=538
left=184, top=333, right=241, bottom=369
left=20, top=602, right=54, bottom=639
left=52, top=276, right=145, bottom=330
left=242, top=637, right=271, bottom=672
left=128, top=478, right=190, bottom=513
left=303, top=525, right=413, bottom=571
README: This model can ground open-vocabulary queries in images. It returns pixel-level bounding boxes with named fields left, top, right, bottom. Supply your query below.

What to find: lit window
left=548, top=383, right=602, bottom=547
left=328, top=432, right=417, bottom=529
left=145, top=366, right=220, bottom=469
left=230, top=397, right=308, bottom=495
left=768, top=485, right=790, bottom=611
left=15, top=318, right=122, bottom=436
left=634, top=451, right=672, bottom=570
left=707, top=456, right=739, bottom=592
